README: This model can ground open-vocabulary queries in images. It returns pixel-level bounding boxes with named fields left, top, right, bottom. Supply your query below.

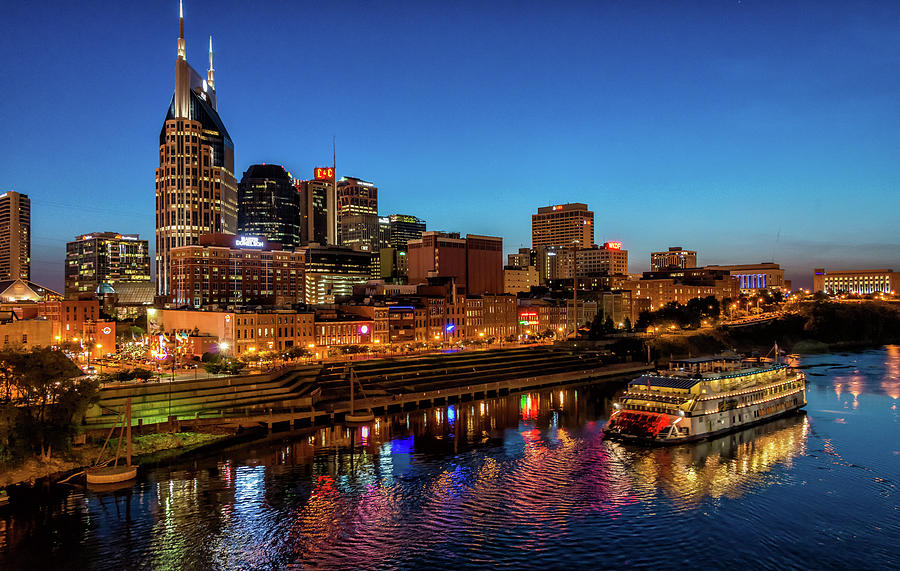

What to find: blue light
left=446, top=324, right=455, bottom=332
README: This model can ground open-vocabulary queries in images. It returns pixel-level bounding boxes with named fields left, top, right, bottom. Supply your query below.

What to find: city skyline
left=3, top=1, right=900, bottom=291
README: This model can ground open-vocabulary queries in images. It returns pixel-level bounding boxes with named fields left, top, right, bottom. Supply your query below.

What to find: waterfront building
left=65, top=233, right=151, bottom=299
left=813, top=268, right=900, bottom=295
left=169, top=233, right=305, bottom=308
left=651, top=247, right=697, bottom=271
left=704, top=263, right=787, bottom=292
left=155, top=8, right=238, bottom=295
left=517, top=299, right=570, bottom=337
left=149, top=308, right=315, bottom=356
left=313, top=309, right=374, bottom=347
left=0, top=191, right=30, bottom=281
left=504, top=266, right=539, bottom=294
left=407, top=232, right=503, bottom=295
left=621, top=274, right=739, bottom=311
left=237, top=164, right=301, bottom=249
left=387, top=214, right=426, bottom=248
left=532, top=203, right=594, bottom=249
left=577, top=242, right=628, bottom=276
left=297, top=177, right=337, bottom=246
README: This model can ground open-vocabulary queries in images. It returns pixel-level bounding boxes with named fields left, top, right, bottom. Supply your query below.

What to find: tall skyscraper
left=155, top=2, right=238, bottom=295
left=336, top=177, right=377, bottom=245
left=531, top=203, right=594, bottom=249
left=0, top=191, right=30, bottom=281
left=65, top=233, right=151, bottom=298
left=297, top=177, right=337, bottom=246
left=237, top=164, right=301, bottom=248
left=387, top=214, right=426, bottom=248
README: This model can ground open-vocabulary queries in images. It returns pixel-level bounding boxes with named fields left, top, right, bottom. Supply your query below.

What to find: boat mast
left=125, top=398, right=132, bottom=467
left=349, top=367, right=355, bottom=414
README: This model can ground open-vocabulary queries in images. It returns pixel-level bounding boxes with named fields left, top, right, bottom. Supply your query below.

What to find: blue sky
left=2, top=0, right=899, bottom=291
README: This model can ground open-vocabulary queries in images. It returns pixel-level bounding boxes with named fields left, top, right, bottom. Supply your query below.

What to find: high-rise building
left=297, top=178, right=337, bottom=246
left=336, top=177, right=377, bottom=244
left=302, top=246, right=373, bottom=304
left=237, top=164, right=301, bottom=248
left=407, top=231, right=503, bottom=294
left=340, top=213, right=387, bottom=253
left=155, top=4, right=238, bottom=295
left=387, top=214, right=426, bottom=248
left=65, top=233, right=151, bottom=298
left=577, top=242, right=628, bottom=276
left=0, top=192, right=30, bottom=281
left=651, top=247, right=697, bottom=271
left=531, top=203, right=594, bottom=249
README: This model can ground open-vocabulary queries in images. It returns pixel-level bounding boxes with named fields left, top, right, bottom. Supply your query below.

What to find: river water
left=1, top=349, right=898, bottom=569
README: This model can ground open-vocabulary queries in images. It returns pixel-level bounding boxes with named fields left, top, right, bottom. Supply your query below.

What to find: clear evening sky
left=2, top=0, right=899, bottom=291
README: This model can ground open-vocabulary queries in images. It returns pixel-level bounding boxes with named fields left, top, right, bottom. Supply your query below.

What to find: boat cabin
left=669, top=354, right=742, bottom=374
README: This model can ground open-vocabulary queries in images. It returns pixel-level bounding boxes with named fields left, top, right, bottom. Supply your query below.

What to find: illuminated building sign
left=552, top=205, right=562, bottom=211
left=359, top=325, right=370, bottom=335
left=235, top=236, right=264, bottom=248
left=101, top=326, right=112, bottom=335
left=519, top=311, right=539, bottom=326
left=604, top=241, right=623, bottom=250
left=314, top=167, right=335, bottom=181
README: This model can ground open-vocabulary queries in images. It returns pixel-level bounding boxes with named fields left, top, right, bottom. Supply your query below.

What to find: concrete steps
left=85, top=366, right=320, bottom=427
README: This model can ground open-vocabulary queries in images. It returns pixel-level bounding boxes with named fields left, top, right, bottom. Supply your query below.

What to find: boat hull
left=344, top=413, right=375, bottom=424
left=85, top=465, right=138, bottom=484
left=604, top=404, right=806, bottom=446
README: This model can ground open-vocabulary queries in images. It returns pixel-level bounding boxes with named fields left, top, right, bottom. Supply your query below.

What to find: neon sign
left=314, top=167, right=335, bottom=181
left=101, top=326, right=112, bottom=335
left=359, top=325, right=370, bottom=335
left=519, top=311, right=539, bottom=326
left=604, top=241, right=623, bottom=250
left=235, top=236, right=264, bottom=248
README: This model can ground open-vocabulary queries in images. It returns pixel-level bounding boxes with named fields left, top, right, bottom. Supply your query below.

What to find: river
left=1, top=348, right=898, bottom=569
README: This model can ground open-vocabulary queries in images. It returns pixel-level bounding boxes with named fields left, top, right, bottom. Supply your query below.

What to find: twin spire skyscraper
left=155, top=1, right=237, bottom=296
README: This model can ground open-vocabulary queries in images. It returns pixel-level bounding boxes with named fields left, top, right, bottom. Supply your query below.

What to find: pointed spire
left=207, top=36, right=215, bottom=90
left=177, top=0, right=186, bottom=59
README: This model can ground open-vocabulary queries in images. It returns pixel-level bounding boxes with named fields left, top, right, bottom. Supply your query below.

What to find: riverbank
left=645, top=301, right=900, bottom=358
left=0, top=431, right=231, bottom=488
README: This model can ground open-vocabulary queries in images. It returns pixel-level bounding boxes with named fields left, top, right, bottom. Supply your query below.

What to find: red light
left=604, top=241, right=623, bottom=250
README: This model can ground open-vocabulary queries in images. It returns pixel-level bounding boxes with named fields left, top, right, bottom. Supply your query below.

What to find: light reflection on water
left=1, top=349, right=899, bottom=569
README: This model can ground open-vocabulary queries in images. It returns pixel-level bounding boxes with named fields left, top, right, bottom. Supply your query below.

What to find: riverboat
left=603, top=348, right=806, bottom=445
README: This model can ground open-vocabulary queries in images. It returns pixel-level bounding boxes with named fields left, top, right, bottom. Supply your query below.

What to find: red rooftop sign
left=314, top=167, right=335, bottom=181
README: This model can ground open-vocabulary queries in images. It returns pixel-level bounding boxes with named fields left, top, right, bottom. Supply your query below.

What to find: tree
left=0, top=348, right=98, bottom=463
left=284, top=346, right=311, bottom=360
